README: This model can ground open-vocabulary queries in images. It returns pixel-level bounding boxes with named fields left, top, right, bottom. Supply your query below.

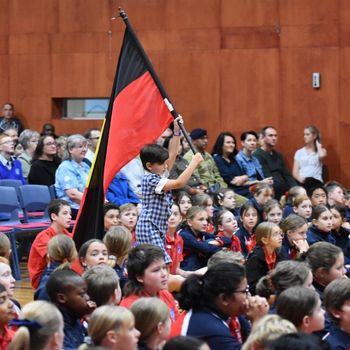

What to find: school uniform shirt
left=280, top=236, right=299, bottom=260
left=120, top=289, right=179, bottom=324
left=179, top=226, right=231, bottom=271
left=246, top=245, right=286, bottom=295
left=282, top=204, right=294, bottom=218
left=165, top=231, right=184, bottom=275
left=28, top=227, right=72, bottom=289
left=217, top=231, right=242, bottom=253
left=248, top=197, right=264, bottom=224
left=236, top=226, right=256, bottom=257
left=0, top=154, right=26, bottom=183
left=307, top=224, right=336, bottom=246
left=136, top=172, right=173, bottom=263
left=171, top=307, right=242, bottom=350
left=0, top=325, right=16, bottom=349
left=34, top=261, right=61, bottom=301
left=331, top=227, right=350, bottom=264
left=114, top=261, right=128, bottom=292
left=323, top=324, right=350, bottom=350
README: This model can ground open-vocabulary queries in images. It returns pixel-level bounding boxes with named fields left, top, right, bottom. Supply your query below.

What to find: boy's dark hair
left=48, top=199, right=70, bottom=222
left=103, top=202, right=119, bottom=216
left=324, top=278, right=350, bottom=325
left=46, top=269, right=83, bottom=303
left=83, top=265, right=120, bottom=307
left=140, top=144, right=169, bottom=170
left=266, top=333, right=330, bottom=350
left=124, top=244, right=165, bottom=297
left=329, top=205, right=347, bottom=220
left=163, top=336, right=207, bottom=350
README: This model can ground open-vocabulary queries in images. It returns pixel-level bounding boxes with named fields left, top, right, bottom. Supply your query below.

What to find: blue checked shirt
left=136, top=172, right=173, bottom=263
left=235, top=150, right=265, bottom=181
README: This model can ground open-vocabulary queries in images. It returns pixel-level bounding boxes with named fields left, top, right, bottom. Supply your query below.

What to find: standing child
left=179, top=206, right=231, bottom=271
left=292, top=194, right=313, bottom=221
left=120, top=244, right=179, bottom=325
left=236, top=202, right=259, bottom=257
left=46, top=269, right=95, bottom=350
left=214, top=209, right=241, bottom=253
left=324, top=278, right=350, bottom=349
left=307, top=205, right=335, bottom=245
left=136, top=118, right=203, bottom=262
left=28, top=199, right=72, bottom=289
left=263, top=199, right=283, bottom=225
left=246, top=222, right=286, bottom=295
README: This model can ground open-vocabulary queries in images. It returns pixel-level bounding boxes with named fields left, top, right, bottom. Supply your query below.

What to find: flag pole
left=117, top=7, right=197, bottom=154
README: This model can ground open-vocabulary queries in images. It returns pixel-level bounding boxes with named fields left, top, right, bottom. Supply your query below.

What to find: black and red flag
left=73, top=9, right=178, bottom=249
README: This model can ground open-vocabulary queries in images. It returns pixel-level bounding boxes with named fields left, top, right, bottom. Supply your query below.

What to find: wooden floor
left=13, top=262, right=34, bottom=306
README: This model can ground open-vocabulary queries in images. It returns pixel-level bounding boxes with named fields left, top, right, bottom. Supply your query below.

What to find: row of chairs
left=0, top=180, right=56, bottom=280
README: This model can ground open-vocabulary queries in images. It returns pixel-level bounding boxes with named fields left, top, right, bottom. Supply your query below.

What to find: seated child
left=78, top=305, right=139, bottom=350
left=28, top=199, right=72, bottom=289
left=175, top=191, right=193, bottom=223
left=0, top=233, right=11, bottom=259
left=292, top=194, right=313, bottom=221
left=46, top=269, right=95, bottom=350
left=281, top=186, right=307, bottom=218
left=78, top=239, right=108, bottom=271
left=119, top=203, right=138, bottom=243
left=263, top=199, right=283, bottom=225
left=276, top=286, right=325, bottom=334
left=307, top=185, right=328, bottom=207
left=214, top=209, right=241, bottom=252
left=324, top=278, right=350, bottom=349
left=246, top=222, right=286, bottom=295
left=179, top=206, right=231, bottom=271
left=103, top=202, right=120, bottom=232
left=249, top=183, right=274, bottom=224
left=120, top=244, right=179, bottom=324
left=83, top=265, right=121, bottom=307
left=0, top=282, right=15, bottom=349
left=131, top=297, right=171, bottom=350
left=280, top=214, right=309, bottom=260
left=307, top=205, right=335, bottom=245
left=103, top=225, right=132, bottom=292
left=163, top=336, right=210, bottom=350
left=9, top=300, right=64, bottom=350
left=35, top=234, right=77, bottom=301
left=214, top=188, right=239, bottom=218
left=136, top=119, right=203, bottom=262
left=192, top=193, right=215, bottom=233
left=236, top=202, right=259, bottom=257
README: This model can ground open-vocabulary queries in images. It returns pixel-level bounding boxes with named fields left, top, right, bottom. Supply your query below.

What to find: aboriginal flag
left=73, top=16, right=174, bottom=249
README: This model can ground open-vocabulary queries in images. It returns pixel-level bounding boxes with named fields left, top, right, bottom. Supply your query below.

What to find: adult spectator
left=184, top=128, right=226, bottom=192
left=55, top=134, right=90, bottom=219
left=55, top=135, right=67, bottom=160
left=84, top=128, right=100, bottom=166
left=0, top=133, right=25, bottom=183
left=254, top=126, right=297, bottom=199
left=119, top=156, right=144, bottom=198
left=212, top=131, right=249, bottom=197
left=3, top=127, right=22, bottom=157
left=293, top=126, right=327, bottom=185
left=0, top=102, right=24, bottom=135
left=17, top=129, right=40, bottom=179
left=236, top=131, right=273, bottom=186
left=28, top=135, right=61, bottom=186
left=40, top=123, right=58, bottom=139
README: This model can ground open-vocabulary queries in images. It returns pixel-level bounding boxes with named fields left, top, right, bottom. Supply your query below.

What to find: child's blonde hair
left=292, top=194, right=310, bottom=208
left=103, top=225, right=132, bottom=268
left=250, top=182, right=273, bottom=197
left=207, top=249, right=244, bottom=267
left=241, top=315, right=296, bottom=350
left=263, top=199, right=282, bottom=215
left=8, top=301, right=63, bottom=350
left=131, top=297, right=169, bottom=343
left=119, top=203, right=137, bottom=215
left=0, top=233, right=10, bottom=259
left=255, top=222, right=279, bottom=246
left=47, top=235, right=77, bottom=270
left=79, top=305, right=134, bottom=349
left=280, top=186, right=306, bottom=207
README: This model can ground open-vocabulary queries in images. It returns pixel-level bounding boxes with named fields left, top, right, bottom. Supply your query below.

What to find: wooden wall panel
left=280, top=0, right=338, bottom=25
left=0, top=36, right=8, bottom=54
left=51, top=53, right=111, bottom=97
left=280, top=48, right=340, bottom=178
left=9, top=34, right=50, bottom=54
left=58, top=0, right=110, bottom=33
left=221, top=0, right=278, bottom=27
left=0, top=55, right=9, bottom=103
left=9, top=0, right=58, bottom=34
left=340, top=0, right=350, bottom=24
left=0, top=0, right=9, bottom=35
left=220, top=49, right=280, bottom=137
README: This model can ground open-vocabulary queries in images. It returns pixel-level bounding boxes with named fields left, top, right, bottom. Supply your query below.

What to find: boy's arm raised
left=163, top=153, right=203, bottom=192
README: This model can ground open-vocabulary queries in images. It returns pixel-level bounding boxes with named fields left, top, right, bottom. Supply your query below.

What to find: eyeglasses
left=272, top=231, right=284, bottom=238
left=233, top=286, right=250, bottom=297
left=44, top=142, right=57, bottom=147
left=89, top=137, right=100, bottom=140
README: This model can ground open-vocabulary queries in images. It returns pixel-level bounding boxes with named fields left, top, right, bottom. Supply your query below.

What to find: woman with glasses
left=54, top=134, right=90, bottom=219
left=28, top=135, right=61, bottom=187
left=246, top=222, right=286, bottom=295
left=171, top=262, right=269, bottom=350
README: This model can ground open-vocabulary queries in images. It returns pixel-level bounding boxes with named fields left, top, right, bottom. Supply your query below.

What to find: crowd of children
left=1, top=118, right=350, bottom=349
